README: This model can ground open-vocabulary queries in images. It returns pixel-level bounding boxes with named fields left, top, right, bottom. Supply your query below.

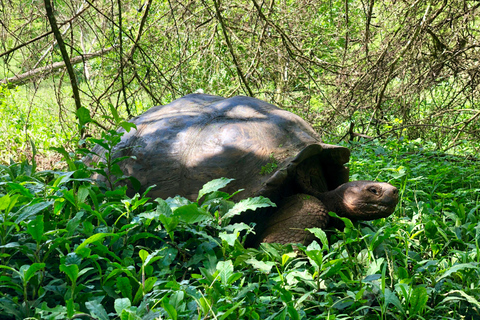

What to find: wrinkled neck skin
left=317, top=189, right=351, bottom=218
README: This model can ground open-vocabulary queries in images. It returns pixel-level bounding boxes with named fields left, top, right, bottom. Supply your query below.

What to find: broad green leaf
left=282, top=253, right=296, bottom=267
left=139, top=249, right=149, bottom=263
left=22, top=263, right=45, bottom=283
left=307, top=227, right=329, bottom=249
left=409, top=286, right=428, bottom=316
left=66, top=299, right=75, bottom=318
left=0, top=194, right=12, bottom=211
left=143, top=276, right=157, bottom=293
left=156, top=198, right=173, bottom=217
left=85, top=299, right=109, bottom=320
left=75, top=233, right=112, bottom=253
left=116, top=277, right=133, bottom=301
left=287, top=305, right=300, bottom=320
left=114, top=298, right=131, bottom=315
left=307, top=251, right=324, bottom=272
left=366, top=258, right=385, bottom=276
left=158, top=215, right=179, bottom=234
left=6, top=183, right=33, bottom=198
left=119, top=121, right=136, bottom=132
left=220, top=223, right=250, bottom=246
left=27, top=214, right=44, bottom=243
left=328, top=211, right=354, bottom=229
left=162, top=298, right=178, bottom=320
left=197, top=177, right=234, bottom=201
left=77, top=185, right=90, bottom=204
left=320, top=259, right=344, bottom=279
left=60, top=264, right=79, bottom=284
left=120, top=309, right=142, bottom=320
left=436, top=263, right=477, bottom=282
left=77, top=107, right=92, bottom=127
left=223, top=196, right=275, bottom=220
left=219, top=232, right=238, bottom=246
left=246, top=258, right=275, bottom=274
left=216, top=260, right=234, bottom=286
left=142, top=249, right=164, bottom=267
left=14, top=200, right=53, bottom=224
left=172, top=203, right=212, bottom=224
left=61, top=189, right=76, bottom=207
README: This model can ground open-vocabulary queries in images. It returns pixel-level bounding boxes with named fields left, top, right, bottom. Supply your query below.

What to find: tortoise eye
left=368, top=187, right=379, bottom=195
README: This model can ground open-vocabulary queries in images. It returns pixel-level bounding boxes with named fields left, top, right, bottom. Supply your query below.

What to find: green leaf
left=287, top=305, right=300, bottom=320
left=14, top=200, right=53, bottom=224
left=119, top=121, right=136, bottom=132
left=6, top=183, right=33, bottom=198
left=246, top=258, right=275, bottom=274
left=320, top=259, right=344, bottom=279
left=156, top=198, right=173, bottom=217
left=116, top=277, right=133, bottom=301
left=219, top=232, right=238, bottom=246
left=162, top=298, right=178, bottom=320
left=307, top=227, right=329, bottom=249
left=158, top=215, right=179, bottom=234
left=143, top=276, right=157, bottom=293
left=409, top=286, right=428, bottom=316
left=27, top=214, right=44, bottom=243
left=77, top=185, right=90, bottom=204
left=443, top=290, right=480, bottom=309
left=0, top=194, right=12, bottom=211
left=109, top=103, right=121, bottom=123
left=223, top=196, right=275, bottom=220
left=142, top=249, right=163, bottom=268
left=139, top=249, right=149, bottom=263
left=66, top=299, right=75, bottom=318
left=60, top=264, right=79, bottom=284
left=77, top=107, right=92, bottom=127
left=22, top=263, right=45, bottom=283
left=328, top=211, right=354, bottom=229
left=219, top=299, right=244, bottom=320
left=172, top=203, right=212, bottom=224
left=216, top=260, right=234, bottom=286
left=437, top=263, right=477, bottom=282
left=305, top=242, right=323, bottom=269
left=114, top=298, right=132, bottom=315
left=197, top=177, right=234, bottom=201
left=85, top=299, right=109, bottom=320
left=75, top=233, right=112, bottom=253
left=384, top=288, right=405, bottom=315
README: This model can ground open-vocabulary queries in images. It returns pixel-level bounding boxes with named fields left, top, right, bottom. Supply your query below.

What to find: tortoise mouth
left=343, top=202, right=396, bottom=220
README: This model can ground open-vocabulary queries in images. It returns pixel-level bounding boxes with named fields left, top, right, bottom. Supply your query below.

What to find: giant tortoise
left=89, top=94, right=399, bottom=246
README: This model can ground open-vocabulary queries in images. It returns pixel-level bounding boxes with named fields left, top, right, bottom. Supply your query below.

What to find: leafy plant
left=1, top=136, right=480, bottom=319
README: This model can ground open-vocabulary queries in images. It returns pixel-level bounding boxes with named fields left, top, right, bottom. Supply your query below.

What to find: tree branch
left=212, top=0, right=254, bottom=96
left=1, top=46, right=117, bottom=86
left=44, top=0, right=84, bottom=135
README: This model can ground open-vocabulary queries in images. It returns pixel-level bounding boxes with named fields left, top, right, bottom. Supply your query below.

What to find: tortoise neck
left=316, top=189, right=349, bottom=217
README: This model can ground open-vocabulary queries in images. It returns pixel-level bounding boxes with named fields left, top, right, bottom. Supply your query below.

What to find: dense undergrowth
left=1, top=134, right=480, bottom=319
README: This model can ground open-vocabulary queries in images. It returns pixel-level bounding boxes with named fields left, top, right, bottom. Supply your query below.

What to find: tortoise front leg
left=258, top=194, right=330, bottom=245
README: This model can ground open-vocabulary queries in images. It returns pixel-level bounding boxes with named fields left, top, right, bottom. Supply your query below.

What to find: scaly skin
left=259, top=181, right=399, bottom=245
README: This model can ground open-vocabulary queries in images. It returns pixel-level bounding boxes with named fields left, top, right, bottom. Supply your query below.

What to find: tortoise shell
left=91, top=94, right=351, bottom=204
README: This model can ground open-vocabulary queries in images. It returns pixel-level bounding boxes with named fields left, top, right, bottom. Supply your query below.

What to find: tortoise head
left=321, top=180, right=399, bottom=220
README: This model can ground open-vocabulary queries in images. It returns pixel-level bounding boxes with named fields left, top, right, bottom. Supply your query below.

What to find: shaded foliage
left=1, top=135, right=480, bottom=319
left=1, top=0, right=480, bottom=163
